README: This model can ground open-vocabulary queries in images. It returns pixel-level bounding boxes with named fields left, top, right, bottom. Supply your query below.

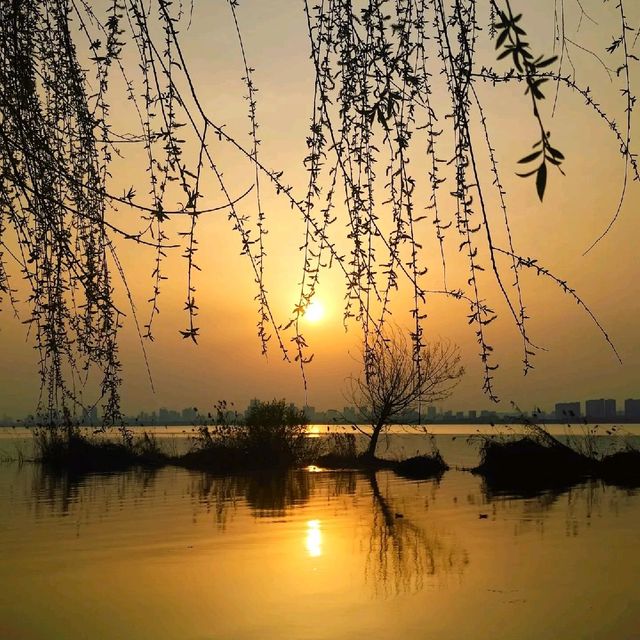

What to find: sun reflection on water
left=306, top=519, right=322, bottom=557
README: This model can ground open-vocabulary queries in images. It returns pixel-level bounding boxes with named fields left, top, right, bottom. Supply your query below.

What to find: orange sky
left=1, top=0, right=639, bottom=418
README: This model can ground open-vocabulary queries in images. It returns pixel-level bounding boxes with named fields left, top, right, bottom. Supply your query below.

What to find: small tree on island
left=242, top=399, right=310, bottom=467
left=194, top=398, right=312, bottom=468
left=347, top=329, right=464, bottom=460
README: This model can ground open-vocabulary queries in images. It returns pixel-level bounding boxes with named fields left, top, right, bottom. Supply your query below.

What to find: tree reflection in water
left=191, top=470, right=315, bottom=526
left=365, top=472, right=468, bottom=596
left=193, top=468, right=467, bottom=595
left=30, top=465, right=159, bottom=518
left=191, top=468, right=360, bottom=524
left=480, top=478, right=624, bottom=539
left=244, top=471, right=313, bottom=517
left=25, top=463, right=640, bottom=604
left=30, top=465, right=468, bottom=595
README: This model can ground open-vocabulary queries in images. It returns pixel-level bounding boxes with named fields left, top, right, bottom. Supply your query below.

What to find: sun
left=304, top=299, right=325, bottom=323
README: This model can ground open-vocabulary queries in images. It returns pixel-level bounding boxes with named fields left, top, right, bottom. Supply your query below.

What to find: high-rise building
left=182, top=407, right=197, bottom=421
left=625, top=399, right=640, bottom=420
left=159, top=407, right=180, bottom=424
left=605, top=399, right=616, bottom=417
left=554, top=402, right=581, bottom=420
left=585, top=398, right=616, bottom=420
left=342, top=406, right=357, bottom=422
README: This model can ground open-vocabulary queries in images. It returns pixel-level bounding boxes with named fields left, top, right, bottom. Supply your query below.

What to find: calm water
left=1, top=428, right=639, bottom=639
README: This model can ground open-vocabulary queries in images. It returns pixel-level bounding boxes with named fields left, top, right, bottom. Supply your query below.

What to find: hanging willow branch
left=0, top=0, right=635, bottom=422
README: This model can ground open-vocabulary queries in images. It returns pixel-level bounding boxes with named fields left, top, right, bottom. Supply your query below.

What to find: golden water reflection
left=1, top=462, right=639, bottom=639
left=305, top=519, right=322, bottom=557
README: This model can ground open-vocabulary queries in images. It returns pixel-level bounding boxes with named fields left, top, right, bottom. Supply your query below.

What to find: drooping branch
left=0, top=0, right=633, bottom=423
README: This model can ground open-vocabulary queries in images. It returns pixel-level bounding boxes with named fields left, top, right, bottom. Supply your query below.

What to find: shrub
left=34, top=424, right=166, bottom=472
left=473, top=434, right=594, bottom=496
left=599, top=446, right=640, bottom=487
left=239, top=399, right=311, bottom=467
left=187, top=399, right=314, bottom=469
left=394, top=453, right=448, bottom=480
left=326, top=432, right=358, bottom=459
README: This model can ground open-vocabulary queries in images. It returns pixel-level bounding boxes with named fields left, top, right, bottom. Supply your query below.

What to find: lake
left=1, top=427, right=639, bottom=639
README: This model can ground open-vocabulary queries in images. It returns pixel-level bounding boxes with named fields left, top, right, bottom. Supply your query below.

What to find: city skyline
left=4, top=393, right=640, bottom=426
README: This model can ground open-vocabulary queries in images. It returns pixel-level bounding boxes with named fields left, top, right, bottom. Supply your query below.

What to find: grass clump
left=472, top=422, right=594, bottom=495
left=472, top=414, right=640, bottom=493
left=599, top=446, right=640, bottom=487
left=35, top=425, right=167, bottom=472
left=394, top=453, right=448, bottom=479
left=565, top=424, right=640, bottom=487
left=315, top=432, right=395, bottom=470
left=315, top=432, right=448, bottom=479
left=315, top=432, right=362, bottom=469
left=180, top=399, right=318, bottom=472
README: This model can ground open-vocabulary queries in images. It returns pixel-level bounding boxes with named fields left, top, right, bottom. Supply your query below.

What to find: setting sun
left=304, top=299, right=325, bottom=323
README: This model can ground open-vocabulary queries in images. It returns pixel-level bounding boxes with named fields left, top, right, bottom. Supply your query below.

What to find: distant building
left=342, top=406, right=358, bottom=422
left=159, top=407, right=180, bottom=424
left=585, top=399, right=616, bottom=420
left=134, top=411, right=157, bottom=425
left=181, top=407, right=198, bottom=422
left=137, top=411, right=154, bottom=424
left=554, top=402, right=581, bottom=420
left=625, top=399, right=640, bottom=420
left=468, top=410, right=477, bottom=420
left=426, top=406, right=437, bottom=420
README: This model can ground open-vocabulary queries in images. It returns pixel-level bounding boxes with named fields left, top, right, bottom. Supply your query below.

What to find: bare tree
left=346, top=327, right=464, bottom=459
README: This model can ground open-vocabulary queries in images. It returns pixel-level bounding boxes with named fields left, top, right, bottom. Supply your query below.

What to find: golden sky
left=1, top=0, right=639, bottom=418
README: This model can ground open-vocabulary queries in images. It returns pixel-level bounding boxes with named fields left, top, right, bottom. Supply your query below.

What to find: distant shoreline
left=2, top=420, right=640, bottom=431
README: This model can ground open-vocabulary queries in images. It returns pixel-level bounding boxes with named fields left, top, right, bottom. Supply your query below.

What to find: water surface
left=1, top=431, right=639, bottom=639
